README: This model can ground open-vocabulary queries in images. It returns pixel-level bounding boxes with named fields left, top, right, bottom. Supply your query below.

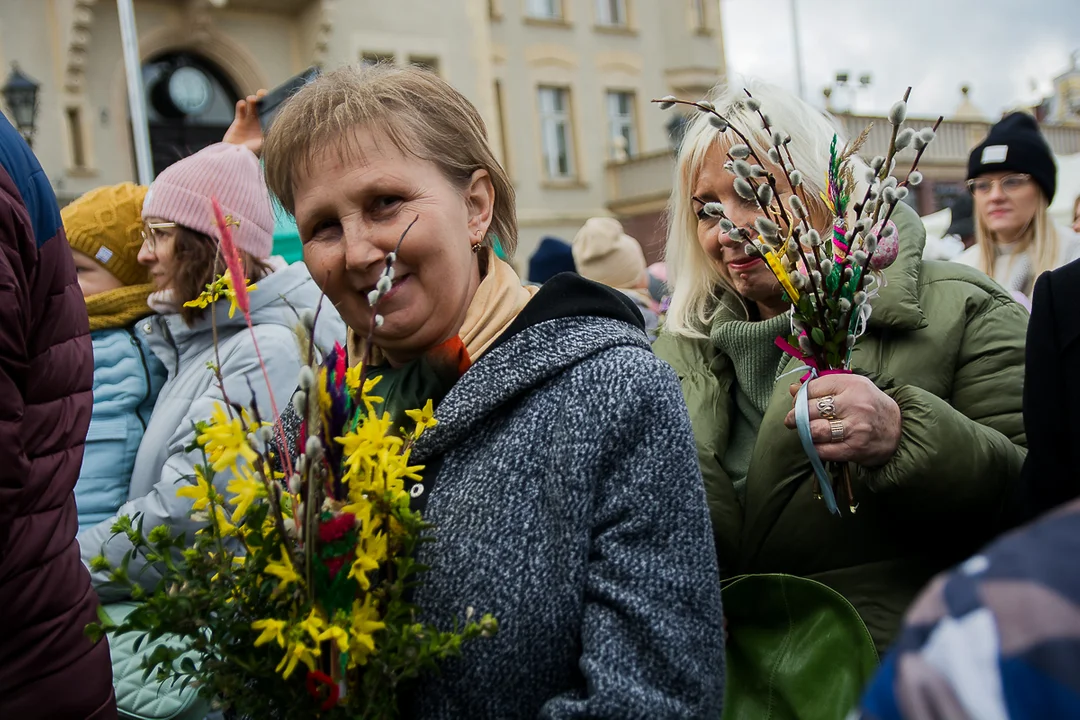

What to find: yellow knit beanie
left=62, top=182, right=149, bottom=287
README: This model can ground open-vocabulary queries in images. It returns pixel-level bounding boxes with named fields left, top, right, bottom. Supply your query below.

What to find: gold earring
left=471, top=242, right=483, bottom=254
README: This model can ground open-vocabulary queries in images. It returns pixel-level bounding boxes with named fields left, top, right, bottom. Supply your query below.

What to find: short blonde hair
left=263, top=63, right=517, bottom=256
left=664, top=79, right=861, bottom=338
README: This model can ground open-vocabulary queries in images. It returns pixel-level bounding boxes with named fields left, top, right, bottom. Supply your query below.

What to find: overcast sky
left=720, top=0, right=1080, bottom=120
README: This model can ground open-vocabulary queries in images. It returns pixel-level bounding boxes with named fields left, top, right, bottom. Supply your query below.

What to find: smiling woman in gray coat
left=261, top=64, right=726, bottom=718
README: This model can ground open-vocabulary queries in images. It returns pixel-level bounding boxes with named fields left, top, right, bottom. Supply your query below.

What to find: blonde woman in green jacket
left=654, top=80, right=1028, bottom=655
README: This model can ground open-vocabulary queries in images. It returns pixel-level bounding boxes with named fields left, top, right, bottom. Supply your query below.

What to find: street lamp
left=2, top=63, right=41, bottom=147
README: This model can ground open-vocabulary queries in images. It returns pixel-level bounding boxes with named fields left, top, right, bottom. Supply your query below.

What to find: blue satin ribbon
left=794, top=368, right=840, bottom=515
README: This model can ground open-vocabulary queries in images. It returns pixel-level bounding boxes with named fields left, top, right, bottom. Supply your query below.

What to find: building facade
left=0, top=0, right=726, bottom=266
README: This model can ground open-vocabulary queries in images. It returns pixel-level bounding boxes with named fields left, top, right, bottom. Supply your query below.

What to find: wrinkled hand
left=783, top=374, right=901, bottom=467
left=222, top=89, right=268, bottom=156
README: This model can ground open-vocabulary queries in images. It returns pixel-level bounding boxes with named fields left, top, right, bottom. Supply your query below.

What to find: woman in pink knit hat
left=79, top=142, right=345, bottom=599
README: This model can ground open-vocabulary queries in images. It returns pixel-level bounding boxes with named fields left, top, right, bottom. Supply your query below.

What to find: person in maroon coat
left=0, top=116, right=116, bottom=717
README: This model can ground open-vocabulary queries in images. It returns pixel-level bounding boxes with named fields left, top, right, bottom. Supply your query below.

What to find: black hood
left=490, top=272, right=645, bottom=354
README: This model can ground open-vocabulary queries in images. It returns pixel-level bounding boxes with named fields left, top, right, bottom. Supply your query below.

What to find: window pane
left=606, top=91, right=635, bottom=158
left=597, top=0, right=626, bottom=25
left=528, top=0, right=560, bottom=18
left=409, top=56, right=440, bottom=74
left=361, top=52, right=394, bottom=66
left=539, top=87, right=574, bottom=178
left=693, top=0, right=707, bottom=28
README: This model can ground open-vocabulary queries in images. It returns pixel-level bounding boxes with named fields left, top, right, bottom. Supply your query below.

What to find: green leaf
left=811, top=327, right=826, bottom=346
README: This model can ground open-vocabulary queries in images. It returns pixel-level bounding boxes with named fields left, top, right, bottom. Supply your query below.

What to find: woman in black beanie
left=956, top=112, right=1080, bottom=300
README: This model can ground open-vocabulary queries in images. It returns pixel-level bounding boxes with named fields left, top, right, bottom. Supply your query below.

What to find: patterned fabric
left=402, top=310, right=724, bottom=718
left=0, top=114, right=116, bottom=718
left=856, top=497, right=1080, bottom=720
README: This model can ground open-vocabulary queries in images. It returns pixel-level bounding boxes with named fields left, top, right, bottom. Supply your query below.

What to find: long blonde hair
left=974, top=193, right=1058, bottom=288
left=663, top=79, right=859, bottom=338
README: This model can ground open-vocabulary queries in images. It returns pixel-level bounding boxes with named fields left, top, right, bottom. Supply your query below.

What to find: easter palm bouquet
left=656, top=89, right=940, bottom=514
left=87, top=207, right=494, bottom=718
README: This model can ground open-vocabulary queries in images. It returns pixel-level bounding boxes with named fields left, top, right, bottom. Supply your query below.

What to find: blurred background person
left=647, top=260, right=669, bottom=303
left=857, top=493, right=1080, bottom=720
left=79, top=142, right=344, bottom=599
left=1014, top=250, right=1080, bottom=521
left=572, top=216, right=659, bottom=338
left=924, top=195, right=976, bottom=261
left=956, top=112, right=1080, bottom=299
left=63, top=182, right=166, bottom=532
left=526, top=234, right=576, bottom=285
left=0, top=114, right=116, bottom=718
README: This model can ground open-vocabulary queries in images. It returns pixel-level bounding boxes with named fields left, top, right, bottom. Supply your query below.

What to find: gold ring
left=829, top=420, right=845, bottom=443
left=817, top=396, right=837, bottom=420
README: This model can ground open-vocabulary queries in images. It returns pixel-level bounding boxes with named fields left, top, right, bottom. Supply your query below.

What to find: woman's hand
left=222, top=89, right=268, bottom=156
left=783, top=374, right=902, bottom=467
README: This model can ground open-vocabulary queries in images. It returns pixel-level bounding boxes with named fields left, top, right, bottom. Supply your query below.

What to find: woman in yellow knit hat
left=63, top=182, right=167, bottom=531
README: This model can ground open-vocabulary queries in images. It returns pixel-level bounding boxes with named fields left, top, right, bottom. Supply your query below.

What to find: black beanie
left=967, top=112, right=1056, bottom=202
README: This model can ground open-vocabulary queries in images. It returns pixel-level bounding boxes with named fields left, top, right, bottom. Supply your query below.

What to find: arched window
left=142, top=52, right=240, bottom=175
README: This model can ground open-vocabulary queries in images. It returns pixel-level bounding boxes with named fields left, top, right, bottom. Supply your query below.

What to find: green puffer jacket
left=654, top=203, right=1028, bottom=652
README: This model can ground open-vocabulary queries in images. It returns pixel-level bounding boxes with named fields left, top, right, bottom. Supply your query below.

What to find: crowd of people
left=3, top=60, right=1080, bottom=719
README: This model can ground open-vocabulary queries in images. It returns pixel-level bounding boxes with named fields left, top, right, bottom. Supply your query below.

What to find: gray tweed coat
left=401, top=278, right=725, bottom=719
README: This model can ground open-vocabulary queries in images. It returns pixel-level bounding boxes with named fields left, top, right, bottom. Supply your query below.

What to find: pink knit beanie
left=142, top=142, right=274, bottom=259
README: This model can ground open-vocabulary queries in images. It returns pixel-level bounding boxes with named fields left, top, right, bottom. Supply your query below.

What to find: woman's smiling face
left=691, top=143, right=787, bottom=317
left=293, top=126, right=494, bottom=365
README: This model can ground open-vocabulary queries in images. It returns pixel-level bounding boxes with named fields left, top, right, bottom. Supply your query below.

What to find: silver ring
left=829, top=420, right=846, bottom=443
left=817, top=396, right=837, bottom=420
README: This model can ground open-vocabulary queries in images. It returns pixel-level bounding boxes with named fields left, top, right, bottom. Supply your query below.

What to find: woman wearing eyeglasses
left=955, top=112, right=1080, bottom=300
left=78, top=143, right=345, bottom=599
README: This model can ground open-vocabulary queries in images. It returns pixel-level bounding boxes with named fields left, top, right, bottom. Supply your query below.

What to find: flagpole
left=789, top=0, right=807, bottom=101
left=117, top=0, right=154, bottom=185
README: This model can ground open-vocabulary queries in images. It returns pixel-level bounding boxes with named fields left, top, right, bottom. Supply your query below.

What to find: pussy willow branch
left=855, top=114, right=944, bottom=297
left=742, top=90, right=799, bottom=235
left=735, top=89, right=835, bottom=344
left=356, top=214, right=420, bottom=393
left=652, top=98, right=775, bottom=181
left=869, top=87, right=912, bottom=226
left=899, top=115, right=945, bottom=189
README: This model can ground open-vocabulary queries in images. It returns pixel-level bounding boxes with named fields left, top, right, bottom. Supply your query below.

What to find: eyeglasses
left=966, top=173, right=1032, bottom=196
left=140, top=221, right=177, bottom=252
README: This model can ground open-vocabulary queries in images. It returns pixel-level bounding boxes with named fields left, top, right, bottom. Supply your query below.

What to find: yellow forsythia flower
left=225, top=467, right=265, bottom=523
left=176, top=467, right=213, bottom=512
left=276, top=638, right=319, bottom=680
left=251, top=618, right=287, bottom=648
left=405, top=398, right=438, bottom=438
left=298, top=607, right=326, bottom=644
left=317, top=625, right=351, bottom=654
left=197, top=403, right=260, bottom=474
left=348, top=595, right=385, bottom=668
left=264, top=546, right=301, bottom=593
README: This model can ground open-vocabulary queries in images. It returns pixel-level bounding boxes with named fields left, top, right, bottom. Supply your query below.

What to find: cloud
left=721, top=0, right=1080, bottom=119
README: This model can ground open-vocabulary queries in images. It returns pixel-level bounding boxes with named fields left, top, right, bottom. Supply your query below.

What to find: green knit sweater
left=709, top=309, right=791, bottom=501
